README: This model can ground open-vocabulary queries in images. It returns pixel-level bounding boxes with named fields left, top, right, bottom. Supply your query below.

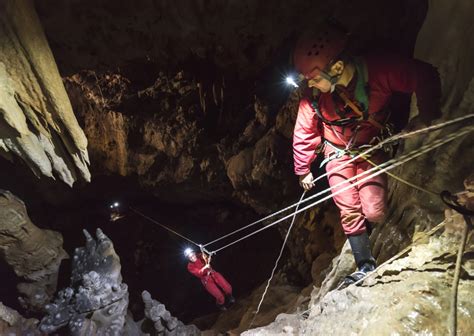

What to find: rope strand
left=362, top=156, right=438, bottom=196
left=249, top=192, right=306, bottom=328
left=209, top=126, right=474, bottom=254
left=202, top=115, right=474, bottom=248
left=130, top=207, right=201, bottom=247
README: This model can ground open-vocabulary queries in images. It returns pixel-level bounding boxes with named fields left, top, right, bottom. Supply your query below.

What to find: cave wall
left=0, top=190, right=67, bottom=313
left=372, top=0, right=474, bottom=264
left=4, top=0, right=471, bottom=334
left=0, top=0, right=90, bottom=186
left=35, top=0, right=426, bottom=75
left=32, top=0, right=429, bottom=213
left=24, top=1, right=432, bottom=329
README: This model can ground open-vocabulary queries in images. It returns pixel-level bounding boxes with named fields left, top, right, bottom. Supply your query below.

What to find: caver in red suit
left=292, top=24, right=441, bottom=285
left=186, top=250, right=233, bottom=308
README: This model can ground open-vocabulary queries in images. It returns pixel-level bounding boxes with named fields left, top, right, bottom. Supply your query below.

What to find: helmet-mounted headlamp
left=285, top=74, right=305, bottom=88
left=184, top=248, right=194, bottom=258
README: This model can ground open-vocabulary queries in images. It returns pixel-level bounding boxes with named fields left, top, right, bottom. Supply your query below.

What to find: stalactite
left=0, top=0, right=90, bottom=186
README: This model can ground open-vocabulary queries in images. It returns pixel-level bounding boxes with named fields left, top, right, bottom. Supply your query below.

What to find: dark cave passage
left=0, top=165, right=295, bottom=324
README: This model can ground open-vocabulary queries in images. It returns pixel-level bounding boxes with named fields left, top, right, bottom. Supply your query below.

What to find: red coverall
left=293, top=53, right=441, bottom=235
left=187, top=253, right=232, bottom=305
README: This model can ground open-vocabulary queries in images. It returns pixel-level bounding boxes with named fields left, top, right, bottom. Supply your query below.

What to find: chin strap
left=318, top=68, right=341, bottom=87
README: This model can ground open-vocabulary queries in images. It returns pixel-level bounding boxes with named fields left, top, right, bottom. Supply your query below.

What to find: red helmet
left=293, top=25, right=348, bottom=79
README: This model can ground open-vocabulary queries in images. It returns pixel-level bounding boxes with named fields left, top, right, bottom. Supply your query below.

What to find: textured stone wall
left=0, top=190, right=67, bottom=312
left=1, top=0, right=472, bottom=334
left=0, top=0, right=90, bottom=186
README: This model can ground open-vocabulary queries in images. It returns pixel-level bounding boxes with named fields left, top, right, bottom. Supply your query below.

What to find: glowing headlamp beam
left=184, top=247, right=194, bottom=257
left=286, top=76, right=299, bottom=88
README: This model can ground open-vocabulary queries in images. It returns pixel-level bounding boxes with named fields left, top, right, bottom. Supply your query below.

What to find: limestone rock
left=0, top=302, right=40, bottom=335
left=39, top=229, right=129, bottom=335
left=0, top=0, right=90, bottom=186
left=141, top=290, right=201, bottom=336
left=65, top=70, right=233, bottom=204
left=0, top=190, right=67, bottom=312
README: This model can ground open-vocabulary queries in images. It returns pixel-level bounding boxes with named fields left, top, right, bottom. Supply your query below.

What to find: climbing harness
left=336, top=88, right=384, bottom=130
left=252, top=123, right=472, bottom=322
left=310, top=114, right=474, bottom=187
left=310, top=58, right=385, bottom=131
left=318, top=138, right=366, bottom=168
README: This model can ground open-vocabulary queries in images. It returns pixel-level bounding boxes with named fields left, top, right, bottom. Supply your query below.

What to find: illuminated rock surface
left=0, top=0, right=472, bottom=335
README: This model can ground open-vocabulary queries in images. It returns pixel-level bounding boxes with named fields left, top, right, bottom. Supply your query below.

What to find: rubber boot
left=338, top=231, right=376, bottom=289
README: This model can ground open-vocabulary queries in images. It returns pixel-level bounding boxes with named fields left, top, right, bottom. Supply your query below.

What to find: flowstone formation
left=39, top=228, right=129, bottom=334
left=0, top=190, right=67, bottom=312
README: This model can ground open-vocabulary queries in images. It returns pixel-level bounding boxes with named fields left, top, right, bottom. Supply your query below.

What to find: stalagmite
left=39, top=228, right=129, bottom=334
left=141, top=291, right=201, bottom=335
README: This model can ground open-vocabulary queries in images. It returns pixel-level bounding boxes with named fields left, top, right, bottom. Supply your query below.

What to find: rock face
left=0, top=190, right=67, bottom=312
left=63, top=67, right=300, bottom=211
left=39, top=228, right=129, bottom=334
left=141, top=290, right=201, bottom=336
left=0, top=302, right=40, bottom=335
left=38, top=228, right=200, bottom=335
left=33, top=0, right=428, bottom=212
left=242, top=180, right=474, bottom=335
left=0, top=0, right=470, bottom=334
left=0, top=0, right=90, bottom=186
left=64, top=70, right=238, bottom=204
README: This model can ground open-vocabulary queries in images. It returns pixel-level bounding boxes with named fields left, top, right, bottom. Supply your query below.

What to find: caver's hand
left=299, top=172, right=315, bottom=191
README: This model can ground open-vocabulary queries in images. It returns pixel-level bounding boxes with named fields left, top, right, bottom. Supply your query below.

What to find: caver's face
left=307, top=60, right=345, bottom=93
left=307, top=75, right=332, bottom=92
left=188, top=252, right=197, bottom=262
